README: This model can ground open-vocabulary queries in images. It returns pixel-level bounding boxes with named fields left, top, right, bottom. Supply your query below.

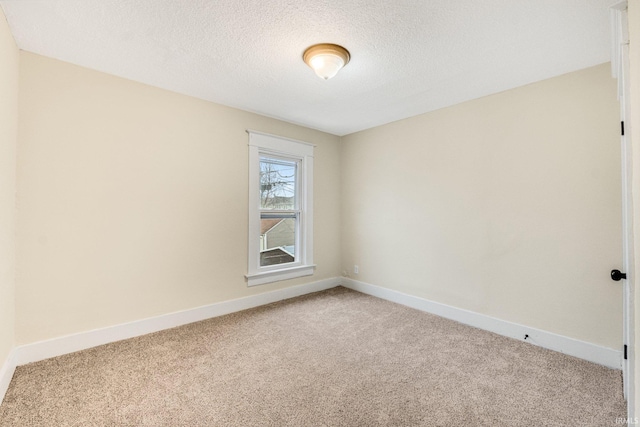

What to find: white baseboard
left=14, top=277, right=340, bottom=367
left=341, top=278, right=622, bottom=370
left=0, top=349, right=17, bottom=406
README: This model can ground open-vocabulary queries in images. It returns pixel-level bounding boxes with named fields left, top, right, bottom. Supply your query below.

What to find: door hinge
left=622, top=121, right=625, bottom=136
left=624, top=344, right=628, bottom=360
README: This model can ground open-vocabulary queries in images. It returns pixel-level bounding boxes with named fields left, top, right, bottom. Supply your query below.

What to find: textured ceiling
left=0, top=0, right=614, bottom=136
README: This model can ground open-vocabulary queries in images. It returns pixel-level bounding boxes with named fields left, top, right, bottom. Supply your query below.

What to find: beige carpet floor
left=0, top=286, right=627, bottom=426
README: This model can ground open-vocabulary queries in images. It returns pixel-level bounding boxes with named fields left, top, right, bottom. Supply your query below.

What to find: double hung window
left=246, top=131, right=314, bottom=286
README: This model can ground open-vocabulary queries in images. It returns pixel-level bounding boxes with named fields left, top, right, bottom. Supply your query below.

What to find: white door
left=610, top=1, right=633, bottom=407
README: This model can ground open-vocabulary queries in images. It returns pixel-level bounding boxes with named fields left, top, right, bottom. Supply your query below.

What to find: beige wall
left=16, top=52, right=341, bottom=345
left=341, top=63, right=622, bottom=349
left=0, top=9, right=18, bottom=368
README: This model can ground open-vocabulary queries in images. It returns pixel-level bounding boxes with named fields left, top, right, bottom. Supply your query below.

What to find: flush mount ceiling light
left=303, top=43, right=350, bottom=80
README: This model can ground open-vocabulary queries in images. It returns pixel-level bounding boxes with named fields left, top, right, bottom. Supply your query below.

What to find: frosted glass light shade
left=303, top=44, right=350, bottom=80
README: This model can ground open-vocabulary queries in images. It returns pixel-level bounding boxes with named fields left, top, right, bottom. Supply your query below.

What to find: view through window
left=259, top=156, right=298, bottom=266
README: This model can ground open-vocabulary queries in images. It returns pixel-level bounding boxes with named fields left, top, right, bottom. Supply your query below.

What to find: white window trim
left=245, top=130, right=315, bottom=286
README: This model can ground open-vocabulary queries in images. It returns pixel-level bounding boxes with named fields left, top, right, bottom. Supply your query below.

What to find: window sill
left=245, top=265, right=316, bottom=286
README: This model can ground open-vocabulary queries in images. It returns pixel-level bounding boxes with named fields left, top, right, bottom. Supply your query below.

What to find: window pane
left=260, top=215, right=296, bottom=266
left=260, top=157, right=296, bottom=210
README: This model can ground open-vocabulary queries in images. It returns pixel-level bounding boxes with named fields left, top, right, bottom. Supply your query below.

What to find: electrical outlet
left=354, top=265, right=359, bottom=274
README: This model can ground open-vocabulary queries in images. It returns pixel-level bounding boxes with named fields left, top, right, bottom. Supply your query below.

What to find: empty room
left=1, top=1, right=640, bottom=426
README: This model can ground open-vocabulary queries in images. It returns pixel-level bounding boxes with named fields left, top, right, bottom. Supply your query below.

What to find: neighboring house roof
left=260, top=248, right=294, bottom=266
left=260, top=218, right=282, bottom=234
